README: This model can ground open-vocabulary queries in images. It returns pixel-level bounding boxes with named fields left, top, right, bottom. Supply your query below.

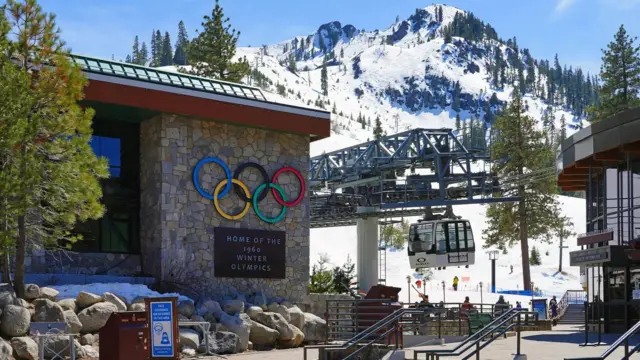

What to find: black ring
left=232, top=162, right=270, bottom=202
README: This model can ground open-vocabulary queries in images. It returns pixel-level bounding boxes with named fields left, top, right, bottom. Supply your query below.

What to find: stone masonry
left=140, top=114, right=310, bottom=303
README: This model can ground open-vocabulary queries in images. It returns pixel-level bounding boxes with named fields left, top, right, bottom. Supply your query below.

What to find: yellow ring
left=213, top=178, right=251, bottom=220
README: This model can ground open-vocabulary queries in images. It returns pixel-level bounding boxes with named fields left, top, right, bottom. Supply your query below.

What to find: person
left=453, top=276, right=459, bottom=291
left=494, top=295, right=508, bottom=315
left=495, top=295, right=506, bottom=305
left=515, top=301, right=522, bottom=310
left=461, top=296, right=474, bottom=318
left=510, top=265, right=514, bottom=274
left=549, top=296, right=558, bottom=318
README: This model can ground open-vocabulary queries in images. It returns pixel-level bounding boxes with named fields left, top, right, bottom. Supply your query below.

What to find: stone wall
left=140, top=114, right=310, bottom=303
left=25, top=250, right=142, bottom=276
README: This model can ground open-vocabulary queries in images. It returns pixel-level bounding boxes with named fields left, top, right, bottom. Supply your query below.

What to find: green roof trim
left=71, top=54, right=267, bottom=102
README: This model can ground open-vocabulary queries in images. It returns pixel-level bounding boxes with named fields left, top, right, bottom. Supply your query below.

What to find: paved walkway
left=195, top=325, right=639, bottom=360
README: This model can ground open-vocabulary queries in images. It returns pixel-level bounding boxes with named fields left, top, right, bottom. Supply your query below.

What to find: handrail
left=412, top=307, right=518, bottom=358
left=413, top=311, right=539, bottom=359
left=565, top=319, right=640, bottom=360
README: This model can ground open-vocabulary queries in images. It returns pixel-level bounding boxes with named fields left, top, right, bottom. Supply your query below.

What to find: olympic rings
left=192, top=157, right=305, bottom=223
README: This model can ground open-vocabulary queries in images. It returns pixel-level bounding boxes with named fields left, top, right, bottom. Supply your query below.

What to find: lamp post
left=487, top=250, right=499, bottom=293
left=441, top=280, right=446, bottom=303
left=479, top=281, right=484, bottom=308
left=407, top=276, right=411, bottom=304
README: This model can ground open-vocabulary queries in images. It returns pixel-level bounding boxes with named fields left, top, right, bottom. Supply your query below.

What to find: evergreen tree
left=332, top=256, right=356, bottom=295
left=455, top=113, right=461, bottom=130
left=529, top=246, right=541, bottom=266
left=0, top=0, right=109, bottom=297
left=340, top=47, right=344, bottom=58
left=288, top=52, right=296, bottom=73
left=184, top=0, right=250, bottom=82
left=150, top=29, right=158, bottom=66
left=482, top=89, right=562, bottom=290
left=160, top=32, right=173, bottom=66
left=373, top=115, right=384, bottom=139
left=309, top=255, right=333, bottom=293
left=125, top=54, right=132, bottom=63
left=173, top=20, right=189, bottom=65
left=589, top=25, right=640, bottom=122
left=140, top=42, right=148, bottom=66
left=321, top=56, right=328, bottom=96
left=438, top=6, right=443, bottom=23
left=132, top=35, right=140, bottom=64
left=559, top=114, right=567, bottom=143
left=154, top=30, right=163, bottom=67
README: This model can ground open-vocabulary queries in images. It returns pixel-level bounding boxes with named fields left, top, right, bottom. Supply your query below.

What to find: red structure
left=99, top=311, right=148, bottom=360
left=354, top=285, right=404, bottom=346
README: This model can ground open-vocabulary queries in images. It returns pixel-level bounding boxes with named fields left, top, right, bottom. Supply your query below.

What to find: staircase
left=558, top=304, right=585, bottom=325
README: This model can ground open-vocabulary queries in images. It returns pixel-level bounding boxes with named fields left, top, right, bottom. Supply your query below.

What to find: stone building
left=25, top=55, right=331, bottom=303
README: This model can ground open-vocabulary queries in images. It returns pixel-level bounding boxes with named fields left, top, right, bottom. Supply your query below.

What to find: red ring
left=271, top=166, right=305, bottom=206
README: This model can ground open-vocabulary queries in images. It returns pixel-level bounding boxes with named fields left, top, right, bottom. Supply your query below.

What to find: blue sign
left=531, top=299, right=548, bottom=320
left=150, top=301, right=174, bottom=357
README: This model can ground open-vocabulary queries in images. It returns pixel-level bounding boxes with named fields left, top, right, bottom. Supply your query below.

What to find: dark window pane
left=100, top=137, right=121, bottom=167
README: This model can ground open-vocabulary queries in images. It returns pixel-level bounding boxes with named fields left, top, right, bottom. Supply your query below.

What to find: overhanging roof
left=72, top=54, right=331, bottom=141
left=557, top=108, right=640, bottom=191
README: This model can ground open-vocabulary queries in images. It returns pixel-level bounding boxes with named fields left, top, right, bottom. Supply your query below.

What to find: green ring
left=253, top=183, right=287, bottom=223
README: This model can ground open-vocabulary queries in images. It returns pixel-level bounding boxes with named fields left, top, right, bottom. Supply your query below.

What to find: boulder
left=77, top=302, right=118, bottom=333
left=39, top=287, right=59, bottom=301
left=199, top=331, right=238, bottom=355
left=302, top=312, right=328, bottom=342
left=57, top=298, right=77, bottom=313
left=222, top=299, right=244, bottom=314
left=249, top=320, right=278, bottom=346
left=0, top=304, right=30, bottom=337
left=178, top=314, right=189, bottom=322
left=23, top=284, right=40, bottom=301
left=196, top=299, right=222, bottom=319
left=33, top=299, right=65, bottom=322
left=281, top=301, right=294, bottom=309
left=76, top=291, right=102, bottom=308
left=179, top=328, right=200, bottom=350
left=42, top=336, right=85, bottom=359
left=0, top=284, right=17, bottom=309
left=81, top=344, right=99, bottom=358
left=278, top=324, right=305, bottom=348
left=13, top=298, right=30, bottom=308
left=80, top=333, right=95, bottom=346
left=219, top=313, right=250, bottom=352
left=255, top=312, right=293, bottom=341
left=246, top=306, right=264, bottom=321
left=129, top=303, right=145, bottom=311
left=0, top=338, right=12, bottom=359
left=64, top=310, right=82, bottom=334
left=102, top=292, right=127, bottom=312
left=178, top=300, right=195, bottom=318
left=11, top=336, right=38, bottom=360
left=287, top=305, right=305, bottom=329
left=268, top=302, right=291, bottom=322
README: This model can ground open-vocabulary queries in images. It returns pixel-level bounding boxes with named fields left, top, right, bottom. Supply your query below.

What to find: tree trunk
left=518, top=184, right=531, bottom=291
left=1, top=252, right=10, bottom=284
left=14, top=215, right=26, bottom=299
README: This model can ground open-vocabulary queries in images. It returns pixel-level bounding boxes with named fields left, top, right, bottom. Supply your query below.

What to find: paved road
left=196, top=326, right=639, bottom=360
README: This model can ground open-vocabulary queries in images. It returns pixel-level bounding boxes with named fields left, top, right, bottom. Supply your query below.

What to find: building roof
left=557, top=108, right=640, bottom=191
left=72, top=54, right=331, bottom=140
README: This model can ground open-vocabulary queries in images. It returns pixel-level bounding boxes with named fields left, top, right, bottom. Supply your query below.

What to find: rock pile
left=0, top=285, right=328, bottom=359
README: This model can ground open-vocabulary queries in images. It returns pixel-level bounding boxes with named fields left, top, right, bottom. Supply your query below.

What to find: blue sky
left=38, top=0, right=640, bottom=75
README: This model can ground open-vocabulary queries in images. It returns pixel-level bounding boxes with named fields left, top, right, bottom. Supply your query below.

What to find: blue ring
left=193, top=157, right=232, bottom=200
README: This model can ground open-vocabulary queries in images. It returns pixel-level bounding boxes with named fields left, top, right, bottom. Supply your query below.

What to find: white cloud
left=554, top=0, right=577, bottom=14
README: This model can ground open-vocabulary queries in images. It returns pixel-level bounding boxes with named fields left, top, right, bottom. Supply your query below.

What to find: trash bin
left=99, top=311, right=149, bottom=360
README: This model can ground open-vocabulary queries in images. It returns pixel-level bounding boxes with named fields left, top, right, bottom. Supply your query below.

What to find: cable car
left=407, top=220, right=475, bottom=269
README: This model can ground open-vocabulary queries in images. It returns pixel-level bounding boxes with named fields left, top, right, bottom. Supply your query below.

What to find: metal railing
left=413, top=310, right=540, bottom=360
left=553, top=290, right=587, bottom=321
left=566, top=319, right=640, bottom=359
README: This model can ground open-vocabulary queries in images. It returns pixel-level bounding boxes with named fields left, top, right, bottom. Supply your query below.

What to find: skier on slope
left=453, top=276, right=459, bottom=291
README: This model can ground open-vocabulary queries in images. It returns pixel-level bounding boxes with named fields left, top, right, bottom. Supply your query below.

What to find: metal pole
left=559, top=231, right=564, bottom=273
left=442, top=281, right=446, bottom=303
left=480, top=283, right=483, bottom=307
left=491, top=259, right=496, bottom=293
left=517, top=313, right=522, bottom=355
left=408, top=276, right=411, bottom=304
left=584, top=301, right=589, bottom=345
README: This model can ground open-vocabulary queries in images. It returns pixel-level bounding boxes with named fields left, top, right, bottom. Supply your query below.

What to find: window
left=436, top=223, right=446, bottom=253
left=409, top=223, right=434, bottom=253
left=91, top=136, right=121, bottom=177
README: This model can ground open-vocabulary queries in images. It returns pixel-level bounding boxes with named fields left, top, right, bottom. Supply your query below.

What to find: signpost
left=569, top=246, right=611, bottom=266
left=213, top=227, right=286, bottom=279
left=145, top=297, right=178, bottom=359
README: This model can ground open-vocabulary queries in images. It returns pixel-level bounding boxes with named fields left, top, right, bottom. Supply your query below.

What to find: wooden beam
left=562, top=168, right=590, bottom=176
left=560, top=186, right=586, bottom=192
left=593, top=149, right=622, bottom=161
left=622, top=142, right=640, bottom=153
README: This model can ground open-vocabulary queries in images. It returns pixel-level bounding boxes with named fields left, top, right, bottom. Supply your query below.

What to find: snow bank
left=51, top=283, right=192, bottom=303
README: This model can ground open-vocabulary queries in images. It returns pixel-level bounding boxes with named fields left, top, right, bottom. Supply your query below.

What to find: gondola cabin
left=407, top=220, right=475, bottom=269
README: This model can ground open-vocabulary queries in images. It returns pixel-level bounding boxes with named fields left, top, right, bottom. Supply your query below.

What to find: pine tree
left=589, top=25, right=640, bottom=122
left=309, top=255, right=333, bottom=293
left=482, top=89, right=562, bottom=290
left=332, top=256, right=356, bottom=295
left=559, top=114, right=567, bottom=143
left=0, top=0, right=109, bottom=297
left=373, top=116, right=384, bottom=139
left=455, top=113, right=461, bottom=130
left=529, top=246, right=541, bottom=266
left=150, top=30, right=157, bottom=66
left=184, top=0, right=250, bottom=82
left=132, top=36, right=140, bottom=65
left=340, top=47, right=344, bottom=58
left=288, top=52, right=297, bottom=73
left=173, top=20, right=189, bottom=65
left=332, top=103, right=337, bottom=114
left=154, top=30, right=163, bottom=67
left=125, top=54, right=132, bottom=63
left=140, top=42, right=149, bottom=66
left=161, top=32, right=173, bottom=66
left=321, top=56, right=328, bottom=96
